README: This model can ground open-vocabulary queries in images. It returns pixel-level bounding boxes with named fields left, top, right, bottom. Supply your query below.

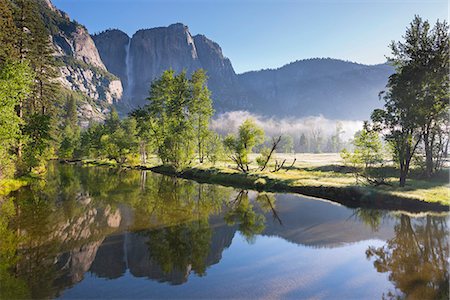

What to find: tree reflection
left=352, top=208, right=387, bottom=232
left=145, top=220, right=212, bottom=278
left=366, top=215, right=449, bottom=299
left=256, top=192, right=282, bottom=226
left=0, top=197, right=29, bottom=299
left=224, top=190, right=266, bottom=243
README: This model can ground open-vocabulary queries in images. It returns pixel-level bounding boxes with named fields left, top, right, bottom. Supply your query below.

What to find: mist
left=211, top=111, right=364, bottom=153
left=211, top=111, right=363, bottom=140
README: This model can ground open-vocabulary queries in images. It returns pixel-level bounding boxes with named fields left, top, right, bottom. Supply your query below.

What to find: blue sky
left=52, top=0, right=448, bottom=74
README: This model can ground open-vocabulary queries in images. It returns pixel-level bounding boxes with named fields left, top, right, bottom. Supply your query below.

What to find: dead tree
left=272, top=159, right=286, bottom=172
left=260, top=136, right=282, bottom=171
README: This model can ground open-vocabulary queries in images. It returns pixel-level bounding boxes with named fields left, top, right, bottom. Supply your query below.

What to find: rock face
left=38, top=0, right=123, bottom=123
left=93, top=24, right=239, bottom=110
left=92, top=29, right=129, bottom=87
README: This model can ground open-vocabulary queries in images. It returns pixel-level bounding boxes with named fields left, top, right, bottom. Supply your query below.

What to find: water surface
left=0, top=163, right=448, bottom=299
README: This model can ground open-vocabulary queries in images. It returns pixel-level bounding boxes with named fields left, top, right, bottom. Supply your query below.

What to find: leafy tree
left=136, top=69, right=215, bottom=169
left=281, top=134, right=294, bottom=154
left=10, top=0, right=60, bottom=173
left=190, top=69, right=214, bottom=163
left=205, top=133, right=225, bottom=165
left=144, top=70, right=194, bottom=169
left=106, top=118, right=139, bottom=164
left=341, top=123, right=384, bottom=185
left=21, top=113, right=52, bottom=173
left=0, top=60, right=33, bottom=178
left=224, top=119, right=264, bottom=172
left=373, top=16, right=449, bottom=185
left=59, top=95, right=80, bottom=159
left=392, top=17, right=450, bottom=178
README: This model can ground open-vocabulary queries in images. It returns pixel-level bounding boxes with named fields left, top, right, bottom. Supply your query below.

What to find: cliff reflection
left=0, top=163, right=448, bottom=299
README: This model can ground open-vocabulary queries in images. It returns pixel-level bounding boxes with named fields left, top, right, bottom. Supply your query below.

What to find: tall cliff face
left=92, top=29, right=129, bottom=88
left=38, top=0, right=123, bottom=123
left=94, top=24, right=239, bottom=110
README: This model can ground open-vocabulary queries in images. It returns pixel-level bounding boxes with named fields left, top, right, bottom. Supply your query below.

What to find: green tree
left=373, top=16, right=449, bottom=185
left=205, top=133, right=225, bottom=165
left=390, top=17, right=449, bottom=178
left=224, top=119, right=264, bottom=172
left=130, top=107, right=153, bottom=164
left=138, top=70, right=215, bottom=169
left=0, top=60, right=33, bottom=178
left=11, top=0, right=60, bottom=173
left=0, top=0, right=18, bottom=63
left=281, top=134, right=294, bottom=154
left=190, top=69, right=214, bottom=163
left=145, top=70, right=195, bottom=169
left=59, top=95, right=80, bottom=159
left=341, top=123, right=384, bottom=185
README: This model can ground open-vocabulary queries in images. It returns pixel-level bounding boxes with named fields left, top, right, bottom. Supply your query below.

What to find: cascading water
left=124, top=37, right=133, bottom=101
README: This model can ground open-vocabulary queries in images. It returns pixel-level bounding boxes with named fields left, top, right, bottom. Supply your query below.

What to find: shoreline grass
left=64, top=154, right=449, bottom=212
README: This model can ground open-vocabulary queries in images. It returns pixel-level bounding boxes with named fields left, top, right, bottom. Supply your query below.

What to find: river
left=0, top=162, right=448, bottom=299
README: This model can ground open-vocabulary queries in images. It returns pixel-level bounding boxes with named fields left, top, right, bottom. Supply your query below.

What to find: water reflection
left=0, top=162, right=448, bottom=299
left=366, top=215, right=449, bottom=299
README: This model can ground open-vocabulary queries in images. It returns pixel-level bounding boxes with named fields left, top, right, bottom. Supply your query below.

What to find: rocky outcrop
left=71, top=26, right=107, bottom=70
left=38, top=0, right=123, bottom=123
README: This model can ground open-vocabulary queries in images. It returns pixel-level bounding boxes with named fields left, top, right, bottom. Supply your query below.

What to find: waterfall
left=124, top=37, right=133, bottom=101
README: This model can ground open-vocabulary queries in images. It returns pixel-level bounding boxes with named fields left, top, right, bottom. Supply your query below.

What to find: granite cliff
left=38, top=0, right=123, bottom=123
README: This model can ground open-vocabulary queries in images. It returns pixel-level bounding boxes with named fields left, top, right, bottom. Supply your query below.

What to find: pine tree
left=11, top=0, right=60, bottom=172
left=0, top=0, right=19, bottom=63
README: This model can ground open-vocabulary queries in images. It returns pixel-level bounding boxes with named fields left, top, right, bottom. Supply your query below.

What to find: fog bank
left=211, top=111, right=363, bottom=141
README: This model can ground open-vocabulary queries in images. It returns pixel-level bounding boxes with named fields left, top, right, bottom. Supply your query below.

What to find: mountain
left=237, top=59, right=394, bottom=119
left=41, top=0, right=393, bottom=121
left=93, top=24, right=240, bottom=110
left=93, top=24, right=392, bottom=119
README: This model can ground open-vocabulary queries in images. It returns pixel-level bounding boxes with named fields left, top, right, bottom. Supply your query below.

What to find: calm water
left=0, top=163, right=448, bottom=299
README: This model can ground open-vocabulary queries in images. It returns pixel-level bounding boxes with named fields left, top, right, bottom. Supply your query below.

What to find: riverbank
left=150, top=165, right=449, bottom=212
left=68, top=155, right=449, bottom=212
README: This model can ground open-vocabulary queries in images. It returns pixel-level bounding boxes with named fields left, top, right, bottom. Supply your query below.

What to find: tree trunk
left=399, top=157, right=411, bottom=187
left=423, top=131, right=433, bottom=178
left=399, top=168, right=407, bottom=187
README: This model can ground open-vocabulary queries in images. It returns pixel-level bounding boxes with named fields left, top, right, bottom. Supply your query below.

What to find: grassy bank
left=70, top=153, right=449, bottom=212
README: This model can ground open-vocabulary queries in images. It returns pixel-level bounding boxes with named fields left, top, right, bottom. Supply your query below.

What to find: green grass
left=75, top=153, right=450, bottom=209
